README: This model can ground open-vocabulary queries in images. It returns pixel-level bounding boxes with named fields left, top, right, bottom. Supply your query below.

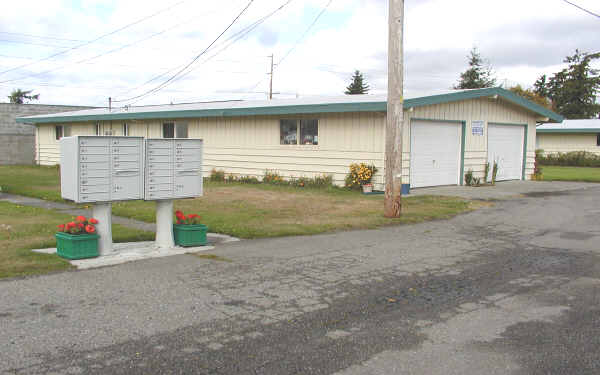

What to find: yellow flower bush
left=345, top=163, right=378, bottom=189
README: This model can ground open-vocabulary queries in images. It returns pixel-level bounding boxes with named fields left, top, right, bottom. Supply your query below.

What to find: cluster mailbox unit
left=145, top=139, right=203, bottom=200
left=59, top=136, right=203, bottom=253
left=60, top=136, right=145, bottom=203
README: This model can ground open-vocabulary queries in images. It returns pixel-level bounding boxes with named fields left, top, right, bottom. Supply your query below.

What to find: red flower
left=85, top=225, right=96, bottom=234
left=66, top=222, right=76, bottom=229
left=187, top=214, right=194, bottom=219
left=77, top=223, right=84, bottom=228
left=76, top=215, right=86, bottom=222
left=57, top=224, right=65, bottom=231
left=89, top=218, right=98, bottom=224
left=175, top=210, right=185, bottom=220
left=177, top=219, right=183, bottom=225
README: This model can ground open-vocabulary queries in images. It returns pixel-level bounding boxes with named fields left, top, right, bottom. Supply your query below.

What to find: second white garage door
left=487, top=124, right=524, bottom=181
left=410, top=120, right=462, bottom=188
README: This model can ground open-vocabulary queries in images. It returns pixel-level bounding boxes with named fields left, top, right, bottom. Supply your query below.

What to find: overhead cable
left=0, top=0, right=188, bottom=77
left=114, top=0, right=256, bottom=103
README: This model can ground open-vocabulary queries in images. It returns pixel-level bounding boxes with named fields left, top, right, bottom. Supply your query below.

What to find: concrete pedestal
left=156, top=200, right=174, bottom=248
left=92, top=203, right=113, bottom=255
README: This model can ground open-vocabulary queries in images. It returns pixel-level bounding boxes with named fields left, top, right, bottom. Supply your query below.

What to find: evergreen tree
left=454, top=47, right=497, bottom=89
left=345, top=70, right=370, bottom=94
left=8, top=89, right=39, bottom=104
left=537, top=50, right=600, bottom=119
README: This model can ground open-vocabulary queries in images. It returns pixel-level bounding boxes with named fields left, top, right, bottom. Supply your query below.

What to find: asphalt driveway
left=1, top=182, right=600, bottom=374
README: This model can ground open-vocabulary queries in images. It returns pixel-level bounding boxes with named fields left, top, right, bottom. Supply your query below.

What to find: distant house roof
left=537, top=119, right=600, bottom=133
left=16, top=87, right=563, bottom=124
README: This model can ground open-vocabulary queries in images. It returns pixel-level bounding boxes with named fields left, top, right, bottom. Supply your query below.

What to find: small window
left=280, top=120, right=298, bottom=145
left=95, top=123, right=100, bottom=136
left=300, top=119, right=318, bottom=145
left=55, top=125, right=63, bottom=140
left=163, top=122, right=174, bottom=138
left=122, top=123, right=129, bottom=136
left=280, top=119, right=318, bottom=145
left=597, top=133, right=600, bottom=146
left=175, top=123, right=188, bottom=138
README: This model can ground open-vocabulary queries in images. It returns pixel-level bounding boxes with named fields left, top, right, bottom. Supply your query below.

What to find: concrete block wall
left=0, top=103, right=95, bottom=164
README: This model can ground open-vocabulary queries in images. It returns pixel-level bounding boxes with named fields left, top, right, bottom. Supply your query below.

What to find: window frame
left=55, top=125, right=63, bottom=140
left=175, top=122, right=188, bottom=138
left=597, top=133, right=600, bottom=147
left=123, top=123, right=129, bottom=136
left=95, top=123, right=100, bottom=136
left=279, top=118, right=319, bottom=146
left=163, top=122, right=175, bottom=138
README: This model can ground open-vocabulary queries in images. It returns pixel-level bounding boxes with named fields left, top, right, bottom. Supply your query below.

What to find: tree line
left=346, top=47, right=599, bottom=119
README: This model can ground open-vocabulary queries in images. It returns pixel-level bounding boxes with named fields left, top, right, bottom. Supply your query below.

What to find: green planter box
left=173, top=224, right=208, bottom=247
left=55, top=232, right=99, bottom=260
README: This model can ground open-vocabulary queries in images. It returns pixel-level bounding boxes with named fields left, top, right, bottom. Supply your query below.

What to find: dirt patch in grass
left=114, top=185, right=484, bottom=239
left=0, top=202, right=154, bottom=279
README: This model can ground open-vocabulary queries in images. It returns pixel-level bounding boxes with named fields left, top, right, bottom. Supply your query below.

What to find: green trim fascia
left=16, top=102, right=388, bottom=124
left=489, top=122, right=528, bottom=180
left=460, top=121, right=466, bottom=186
left=488, top=121, right=527, bottom=126
left=410, top=117, right=464, bottom=124
left=537, top=129, right=600, bottom=133
left=17, top=87, right=563, bottom=125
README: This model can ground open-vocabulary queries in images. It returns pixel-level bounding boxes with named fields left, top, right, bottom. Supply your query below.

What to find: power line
left=0, top=0, right=188, bottom=77
left=277, top=0, right=333, bottom=66
left=561, top=0, right=600, bottom=18
left=116, top=0, right=293, bottom=104
left=114, top=0, right=256, bottom=104
left=246, top=0, right=333, bottom=95
left=0, top=2, right=245, bottom=85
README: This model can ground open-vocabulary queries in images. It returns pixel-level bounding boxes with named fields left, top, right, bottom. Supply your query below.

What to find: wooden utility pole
left=268, top=54, right=274, bottom=100
left=384, top=0, right=404, bottom=218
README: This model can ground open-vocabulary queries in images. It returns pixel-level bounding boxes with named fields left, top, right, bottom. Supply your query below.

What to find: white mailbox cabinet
left=60, top=136, right=144, bottom=203
left=144, top=138, right=203, bottom=200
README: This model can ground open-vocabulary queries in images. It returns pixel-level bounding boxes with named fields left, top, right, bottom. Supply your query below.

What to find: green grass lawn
left=112, top=184, right=486, bottom=239
left=0, top=165, right=485, bottom=240
left=0, top=165, right=63, bottom=201
left=0, top=201, right=154, bottom=279
left=541, top=166, right=600, bottom=183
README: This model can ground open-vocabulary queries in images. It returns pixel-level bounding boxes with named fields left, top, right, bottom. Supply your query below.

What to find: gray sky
left=0, top=0, right=598, bottom=107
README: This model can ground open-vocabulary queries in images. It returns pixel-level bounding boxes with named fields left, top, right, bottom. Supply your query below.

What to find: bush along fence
left=537, top=150, right=600, bottom=167
left=209, top=168, right=335, bottom=189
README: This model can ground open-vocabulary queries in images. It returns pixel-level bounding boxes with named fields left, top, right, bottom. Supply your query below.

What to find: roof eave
left=404, top=87, right=564, bottom=123
left=15, top=101, right=388, bottom=124
left=537, top=129, right=600, bottom=133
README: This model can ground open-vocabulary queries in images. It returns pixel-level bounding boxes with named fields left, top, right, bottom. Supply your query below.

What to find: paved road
left=2, top=184, right=600, bottom=374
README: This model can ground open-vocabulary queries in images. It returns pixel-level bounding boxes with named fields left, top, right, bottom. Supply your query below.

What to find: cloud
left=0, top=0, right=598, bottom=106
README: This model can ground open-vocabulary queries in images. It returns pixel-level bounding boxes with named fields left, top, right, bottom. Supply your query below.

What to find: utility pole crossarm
left=384, top=0, right=404, bottom=218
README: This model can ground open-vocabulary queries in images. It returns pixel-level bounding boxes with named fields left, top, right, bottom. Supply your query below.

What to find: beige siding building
left=18, top=87, right=562, bottom=193
left=537, top=119, right=600, bottom=155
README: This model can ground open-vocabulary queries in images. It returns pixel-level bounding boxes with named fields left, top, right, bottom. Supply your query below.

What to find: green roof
left=16, top=87, right=563, bottom=124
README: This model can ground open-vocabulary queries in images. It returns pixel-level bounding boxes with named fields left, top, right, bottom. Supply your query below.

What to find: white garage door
left=410, top=120, right=462, bottom=188
left=487, top=124, right=524, bottom=181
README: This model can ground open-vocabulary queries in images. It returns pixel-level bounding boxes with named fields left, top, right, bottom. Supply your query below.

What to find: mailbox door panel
left=80, top=192, right=110, bottom=203
left=174, top=175, right=201, bottom=198
left=80, top=184, right=110, bottom=194
left=110, top=138, right=140, bottom=147
left=80, top=138, right=109, bottom=147
left=80, top=154, right=109, bottom=163
left=112, top=174, right=142, bottom=200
